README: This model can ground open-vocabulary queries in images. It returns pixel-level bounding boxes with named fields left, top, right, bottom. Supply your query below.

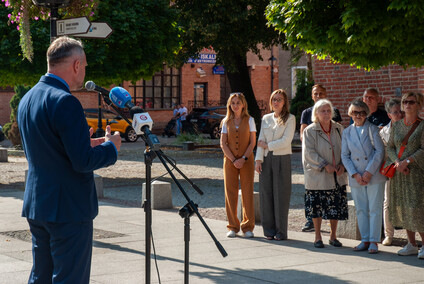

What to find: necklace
left=404, top=117, right=418, bottom=126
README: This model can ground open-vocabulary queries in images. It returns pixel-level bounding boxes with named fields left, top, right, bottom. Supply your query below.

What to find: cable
left=151, top=230, right=161, bottom=284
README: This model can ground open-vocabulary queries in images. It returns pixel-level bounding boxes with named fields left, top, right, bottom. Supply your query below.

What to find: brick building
left=0, top=46, right=279, bottom=132
left=312, top=58, right=424, bottom=127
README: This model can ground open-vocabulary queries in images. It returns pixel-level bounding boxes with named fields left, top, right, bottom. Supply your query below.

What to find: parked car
left=84, top=108, right=139, bottom=142
left=186, top=106, right=226, bottom=139
left=0, top=124, right=4, bottom=142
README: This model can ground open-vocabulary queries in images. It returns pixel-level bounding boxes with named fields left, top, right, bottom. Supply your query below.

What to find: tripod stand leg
left=184, top=217, right=190, bottom=284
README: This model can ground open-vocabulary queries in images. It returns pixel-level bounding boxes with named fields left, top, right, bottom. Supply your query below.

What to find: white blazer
left=255, top=113, right=295, bottom=162
left=341, top=121, right=387, bottom=188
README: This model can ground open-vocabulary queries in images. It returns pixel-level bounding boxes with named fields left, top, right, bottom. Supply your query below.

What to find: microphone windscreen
left=85, top=81, right=96, bottom=91
left=109, top=87, right=132, bottom=108
left=130, top=106, right=144, bottom=117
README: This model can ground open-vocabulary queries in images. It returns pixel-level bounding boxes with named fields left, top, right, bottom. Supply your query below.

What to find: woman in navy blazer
left=341, top=100, right=386, bottom=254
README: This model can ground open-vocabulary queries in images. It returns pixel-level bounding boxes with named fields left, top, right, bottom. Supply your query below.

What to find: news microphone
left=85, top=81, right=110, bottom=96
left=109, top=87, right=135, bottom=109
left=130, top=107, right=160, bottom=150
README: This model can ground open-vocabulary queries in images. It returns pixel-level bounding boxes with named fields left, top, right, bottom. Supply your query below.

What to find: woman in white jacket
left=255, top=89, right=295, bottom=240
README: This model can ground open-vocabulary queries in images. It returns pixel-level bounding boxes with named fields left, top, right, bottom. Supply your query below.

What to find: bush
left=289, top=69, right=314, bottom=130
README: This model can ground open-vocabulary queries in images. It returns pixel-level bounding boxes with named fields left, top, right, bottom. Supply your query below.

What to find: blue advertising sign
left=213, top=66, right=225, bottom=75
left=187, top=53, right=216, bottom=64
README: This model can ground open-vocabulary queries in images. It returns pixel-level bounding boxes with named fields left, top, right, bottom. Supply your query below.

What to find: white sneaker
left=398, top=243, right=418, bottom=256
left=382, top=237, right=393, bottom=246
left=226, top=230, right=236, bottom=238
left=244, top=231, right=254, bottom=238
left=418, top=248, right=424, bottom=259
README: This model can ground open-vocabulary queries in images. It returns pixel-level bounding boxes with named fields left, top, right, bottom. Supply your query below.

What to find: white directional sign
left=74, top=22, right=113, bottom=39
left=56, top=17, right=91, bottom=36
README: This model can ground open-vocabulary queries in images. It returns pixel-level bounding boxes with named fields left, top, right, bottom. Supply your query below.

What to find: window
left=194, top=83, right=207, bottom=107
left=129, top=66, right=181, bottom=109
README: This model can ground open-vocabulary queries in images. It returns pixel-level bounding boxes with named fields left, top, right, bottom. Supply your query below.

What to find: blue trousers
left=27, top=219, right=93, bottom=284
left=350, top=182, right=385, bottom=242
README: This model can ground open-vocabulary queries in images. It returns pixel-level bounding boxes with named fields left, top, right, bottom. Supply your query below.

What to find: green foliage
left=174, top=0, right=285, bottom=71
left=175, top=133, right=206, bottom=145
left=10, top=85, right=32, bottom=122
left=289, top=69, right=314, bottom=129
left=266, top=0, right=424, bottom=69
left=0, top=0, right=180, bottom=87
left=2, top=122, right=12, bottom=140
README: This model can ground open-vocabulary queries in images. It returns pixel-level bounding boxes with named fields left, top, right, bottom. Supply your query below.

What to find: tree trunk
left=226, top=54, right=261, bottom=129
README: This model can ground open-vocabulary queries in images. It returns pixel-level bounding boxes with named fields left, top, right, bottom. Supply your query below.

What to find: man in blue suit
left=18, top=36, right=121, bottom=283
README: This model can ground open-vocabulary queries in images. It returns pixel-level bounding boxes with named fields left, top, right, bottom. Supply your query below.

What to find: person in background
left=220, top=93, right=256, bottom=238
left=342, top=100, right=386, bottom=254
left=362, top=88, right=390, bottom=127
left=300, top=84, right=342, bottom=232
left=379, top=98, right=404, bottom=246
left=17, top=36, right=121, bottom=283
left=302, top=99, right=348, bottom=248
left=255, top=89, right=295, bottom=240
left=177, top=102, right=188, bottom=135
left=387, top=92, right=424, bottom=259
left=173, top=103, right=180, bottom=118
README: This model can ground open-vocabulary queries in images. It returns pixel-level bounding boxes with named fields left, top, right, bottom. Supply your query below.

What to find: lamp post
left=268, top=51, right=278, bottom=93
left=32, top=0, right=72, bottom=41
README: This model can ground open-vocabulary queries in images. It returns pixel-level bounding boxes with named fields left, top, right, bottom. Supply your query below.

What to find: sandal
left=368, top=242, right=378, bottom=254
left=354, top=242, right=370, bottom=251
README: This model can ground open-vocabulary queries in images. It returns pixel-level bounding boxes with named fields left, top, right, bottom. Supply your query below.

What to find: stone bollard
left=182, top=141, right=195, bottom=151
left=336, top=200, right=361, bottom=240
left=93, top=174, right=104, bottom=198
left=142, top=180, right=173, bottom=209
left=237, top=189, right=261, bottom=223
left=0, top=148, right=7, bottom=162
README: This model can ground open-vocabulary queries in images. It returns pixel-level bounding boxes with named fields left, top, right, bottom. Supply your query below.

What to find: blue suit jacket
left=341, top=121, right=387, bottom=188
left=18, top=75, right=117, bottom=222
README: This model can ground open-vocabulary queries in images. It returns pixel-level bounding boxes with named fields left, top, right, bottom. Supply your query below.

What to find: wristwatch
left=242, top=155, right=248, bottom=161
left=406, top=159, right=411, bottom=164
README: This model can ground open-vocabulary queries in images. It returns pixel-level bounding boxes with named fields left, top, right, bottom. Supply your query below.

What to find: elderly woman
left=255, top=89, right=295, bottom=241
left=379, top=98, right=404, bottom=246
left=386, top=92, right=424, bottom=259
left=302, top=99, right=348, bottom=248
left=341, top=100, right=386, bottom=254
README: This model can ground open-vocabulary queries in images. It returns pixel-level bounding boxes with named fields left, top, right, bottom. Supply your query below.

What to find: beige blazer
left=255, top=113, right=296, bottom=162
left=302, top=121, right=348, bottom=190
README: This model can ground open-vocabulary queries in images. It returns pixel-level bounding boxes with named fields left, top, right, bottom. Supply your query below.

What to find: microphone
left=85, top=81, right=110, bottom=96
left=109, top=87, right=135, bottom=109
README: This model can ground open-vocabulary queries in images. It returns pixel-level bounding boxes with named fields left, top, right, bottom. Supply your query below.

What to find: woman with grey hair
left=386, top=92, right=424, bottom=259
left=341, top=99, right=386, bottom=254
left=302, top=99, right=348, bottom=248
left=379, top=98, right=403, bottom=246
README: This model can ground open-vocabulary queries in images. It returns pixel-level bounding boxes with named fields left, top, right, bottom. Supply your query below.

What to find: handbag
left=379, top=119, right=421, bottom=178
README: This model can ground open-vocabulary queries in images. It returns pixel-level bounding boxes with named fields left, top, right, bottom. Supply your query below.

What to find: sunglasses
left=402, top=100, right=417, bottom=105
left=272, top=98, right=284, bottom=102
left=351, top=111, right=367, bottom=117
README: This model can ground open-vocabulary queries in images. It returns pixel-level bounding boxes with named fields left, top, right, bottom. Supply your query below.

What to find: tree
left=0, top=0, right=181, bottom=87
left=266, top=0, right=424, bottom=69
left=173, top=0, right=286, bottom=124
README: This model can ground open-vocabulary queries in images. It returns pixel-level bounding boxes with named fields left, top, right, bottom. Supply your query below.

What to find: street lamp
left=268, top=54, right=278, bottom=93
left=32, top=0, right=72, bottom=41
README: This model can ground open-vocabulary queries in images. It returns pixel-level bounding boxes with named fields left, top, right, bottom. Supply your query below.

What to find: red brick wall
left=313, top=58, right=422, bottom=127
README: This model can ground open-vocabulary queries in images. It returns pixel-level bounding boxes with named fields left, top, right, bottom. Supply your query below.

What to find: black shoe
left=329, top=239, right=343, bottom=247
left=302, top=221, right=315, bottom=232
left=314, top=240, right=324, bottom=248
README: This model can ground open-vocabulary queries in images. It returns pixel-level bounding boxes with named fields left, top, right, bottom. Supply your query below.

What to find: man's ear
left=72, top=58, right=80, bottom=74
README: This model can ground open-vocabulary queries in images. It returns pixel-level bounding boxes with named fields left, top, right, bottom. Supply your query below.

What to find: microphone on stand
left=85, top=81, right=112, bottom=105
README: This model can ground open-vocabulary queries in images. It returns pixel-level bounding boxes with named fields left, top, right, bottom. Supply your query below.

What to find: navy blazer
left=341, top=121, right=387, bottom=188
left=18, top=75, right=117, bottom=223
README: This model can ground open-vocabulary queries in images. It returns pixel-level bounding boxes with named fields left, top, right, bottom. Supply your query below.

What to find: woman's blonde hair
left=401, top=92, right=424, bottom=113
left=311, top=99, right=334, bottom=123
left=222, top=92, right=250, bottom=126
left=269, top=89, right=290, bottom=124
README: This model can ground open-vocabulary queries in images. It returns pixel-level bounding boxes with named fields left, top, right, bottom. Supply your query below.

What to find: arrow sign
left=56, top=17, right=91, bottom=36
left=74, top=22, right=113, bottom=39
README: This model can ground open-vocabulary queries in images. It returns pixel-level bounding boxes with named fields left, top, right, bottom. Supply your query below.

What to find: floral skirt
left=305, top=185, right=348, bottom=220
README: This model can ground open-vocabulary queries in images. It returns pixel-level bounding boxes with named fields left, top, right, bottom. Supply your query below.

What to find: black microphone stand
left=100, top=96, right=227, bottom=283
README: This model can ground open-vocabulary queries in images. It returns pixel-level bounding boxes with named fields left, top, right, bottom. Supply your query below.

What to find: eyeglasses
left=351, top=111, right=367, bottom=117
left=402, top=100, right=417, bottom=105
left=272, top=98, right=284, bottom=102
left=390, top=110, right=404, bottom=115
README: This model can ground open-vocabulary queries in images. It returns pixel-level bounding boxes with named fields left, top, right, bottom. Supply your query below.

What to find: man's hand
left=105, top=125, right=121, bottom=151
left=89, top=127, right=105, bottom=147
